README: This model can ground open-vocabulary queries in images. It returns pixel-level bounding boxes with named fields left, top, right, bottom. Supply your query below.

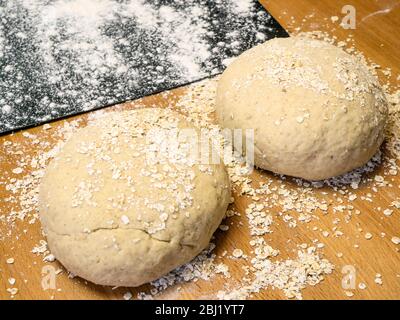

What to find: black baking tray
left=0, top=0, right=288, bottom=134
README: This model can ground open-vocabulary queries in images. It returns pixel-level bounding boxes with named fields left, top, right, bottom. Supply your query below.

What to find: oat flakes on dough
left=39, top=108, right=231, bottom=287
left=216, top=36, right=388, bottom=180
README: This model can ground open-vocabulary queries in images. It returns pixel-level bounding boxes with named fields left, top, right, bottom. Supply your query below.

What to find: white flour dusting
left=0, top=0, right=285, bottom=132
left=232, top=0, right=254, bottom=14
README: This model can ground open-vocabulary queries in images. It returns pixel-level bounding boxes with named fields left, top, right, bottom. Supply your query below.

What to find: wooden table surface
left=1, top=0, right=400, bottom=300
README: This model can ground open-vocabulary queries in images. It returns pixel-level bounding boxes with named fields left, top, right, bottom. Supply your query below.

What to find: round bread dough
left=39, top=108, right=230, bottom=287
left=216, top=36, right=388, bottom=180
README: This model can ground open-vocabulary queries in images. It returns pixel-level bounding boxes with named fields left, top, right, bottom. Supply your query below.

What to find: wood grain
left=1, top=0, right=400, bottom=300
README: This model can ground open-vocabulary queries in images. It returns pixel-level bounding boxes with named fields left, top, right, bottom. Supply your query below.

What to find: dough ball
left=39, top=108, right=230, bottom=287
left=216, top=36, right=388, bottom=180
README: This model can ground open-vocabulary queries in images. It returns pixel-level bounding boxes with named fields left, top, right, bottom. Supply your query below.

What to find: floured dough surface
left=39, top=108, right=230, bottom=287
left=216, top=36, right=388, bottom=180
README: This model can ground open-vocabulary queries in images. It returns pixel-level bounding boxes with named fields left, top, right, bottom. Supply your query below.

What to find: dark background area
left=0, top=0, right=287, bottom=134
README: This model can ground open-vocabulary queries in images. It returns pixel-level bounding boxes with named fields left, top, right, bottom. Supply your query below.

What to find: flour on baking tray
left=0, top=0, right=277, bottom=132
